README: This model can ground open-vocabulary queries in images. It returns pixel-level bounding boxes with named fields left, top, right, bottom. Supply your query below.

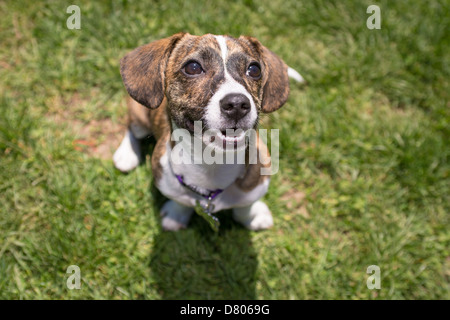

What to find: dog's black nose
left=220, top=94, right=251, bottom=121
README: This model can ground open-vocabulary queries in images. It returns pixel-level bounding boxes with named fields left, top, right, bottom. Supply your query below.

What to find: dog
left=113, top=33, right=303, bottom=231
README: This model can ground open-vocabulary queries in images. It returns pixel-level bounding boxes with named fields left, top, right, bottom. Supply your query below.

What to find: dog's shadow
left=143, top=138, right=258, bottom=300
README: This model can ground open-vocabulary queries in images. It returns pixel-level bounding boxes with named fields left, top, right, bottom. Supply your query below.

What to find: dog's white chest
left=155, top=142, right=269, bottom=212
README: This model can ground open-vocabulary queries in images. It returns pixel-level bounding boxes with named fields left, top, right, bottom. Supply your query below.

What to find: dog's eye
left=246, top=63, right=261, bottom=79
left=183, top=61, right=204, bottom=76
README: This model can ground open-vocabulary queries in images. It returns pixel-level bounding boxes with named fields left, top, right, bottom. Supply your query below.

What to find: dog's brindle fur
left=115, top=33, right=291, bottom=231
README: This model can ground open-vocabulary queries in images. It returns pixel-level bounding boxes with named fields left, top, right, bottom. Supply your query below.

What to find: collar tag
left=195, top=198, right=220, bottom=232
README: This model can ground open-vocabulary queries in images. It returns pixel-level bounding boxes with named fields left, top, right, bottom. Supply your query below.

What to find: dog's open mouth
left=207, top=128, right=247, bottom=150
left=181, top=119, right=250, bottom=151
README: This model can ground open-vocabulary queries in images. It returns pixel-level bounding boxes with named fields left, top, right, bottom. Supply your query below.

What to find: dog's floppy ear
left=120, top=32, right=186, bottom=109
left=261, top=47, right=290, bottom=113
left=240, top=36, right=290, bottom=113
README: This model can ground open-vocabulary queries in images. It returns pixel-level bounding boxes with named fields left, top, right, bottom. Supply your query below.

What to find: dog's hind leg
left=113, top=128, right=145, bottom=172
left=114, top=97, right=154, bottom=172
left=113, top=121, right=153, bottom=173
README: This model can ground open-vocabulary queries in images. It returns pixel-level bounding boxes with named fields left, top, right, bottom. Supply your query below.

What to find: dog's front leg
left=232, top=201, right=273, bottom=231
left=160, top=200, right=194, bottom=231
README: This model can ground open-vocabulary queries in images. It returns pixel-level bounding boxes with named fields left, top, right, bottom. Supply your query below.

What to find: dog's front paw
left=160, top=200, right=194, bottom=231
left=232, top=200, right=273, bottom=231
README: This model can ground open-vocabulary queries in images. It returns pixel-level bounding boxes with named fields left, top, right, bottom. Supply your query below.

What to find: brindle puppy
left=114, top=33, right=304, bottom=231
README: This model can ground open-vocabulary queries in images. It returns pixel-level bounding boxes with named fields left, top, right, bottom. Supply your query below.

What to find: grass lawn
left=0, top=0, right=448, bottom=299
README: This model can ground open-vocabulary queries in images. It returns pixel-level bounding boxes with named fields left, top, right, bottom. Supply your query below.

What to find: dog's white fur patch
left=232, top=200, right=273, bottom=231
left=113, top=129, right=141, bottom=172
left=216, top=35, right=228, bottom=62
left=156, top=139, right=270, bottom=206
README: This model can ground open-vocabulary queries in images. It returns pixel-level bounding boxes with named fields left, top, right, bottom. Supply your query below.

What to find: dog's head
left=120, top=33, right=290, bottom=149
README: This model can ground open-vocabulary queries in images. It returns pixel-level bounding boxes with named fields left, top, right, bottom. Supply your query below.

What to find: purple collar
left=175, top=175, right=223, bottom=200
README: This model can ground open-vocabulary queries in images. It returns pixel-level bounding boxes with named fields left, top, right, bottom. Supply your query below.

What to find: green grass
left=0, top=0, right=448, bottom=299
